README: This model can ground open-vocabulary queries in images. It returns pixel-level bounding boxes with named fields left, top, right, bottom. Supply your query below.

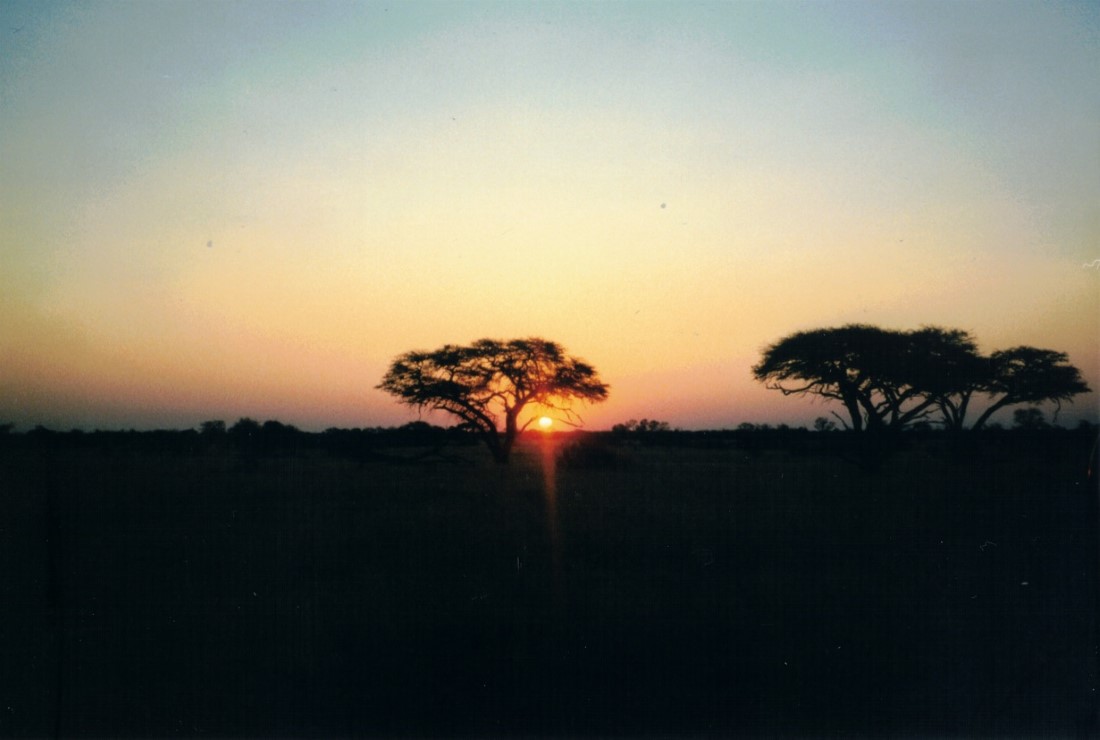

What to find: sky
left=1, top=0, right=1097, bottom=432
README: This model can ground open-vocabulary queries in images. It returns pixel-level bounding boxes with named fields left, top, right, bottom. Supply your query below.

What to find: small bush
left=556, top=435, right=628, bottom=470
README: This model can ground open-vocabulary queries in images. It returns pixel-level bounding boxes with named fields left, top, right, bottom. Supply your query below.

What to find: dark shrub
left=556, top=435, right=628, bottom=470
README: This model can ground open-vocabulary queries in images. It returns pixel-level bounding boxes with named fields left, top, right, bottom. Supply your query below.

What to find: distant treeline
left=603, top=420, right=1099, bottom=461
left=0, top=419, right=477, bottom=459
left=2, top=415, right=1095, bottom=459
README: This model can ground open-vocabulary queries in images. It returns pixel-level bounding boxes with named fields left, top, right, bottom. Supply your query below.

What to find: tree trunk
left=856, top=392, right=884, bottom=431
left=939, top=392, right=972, bottom=431
left=482, top=430, right=509, bottom=464
left=492, top=408, right=521, bottom=465
left=839, top=386, right=864, bottom=432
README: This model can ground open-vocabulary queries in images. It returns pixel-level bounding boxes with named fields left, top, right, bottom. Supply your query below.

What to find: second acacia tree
left=753, top=324, right=1089, bottom=431
left=377, top=337, right=609, bottom=463
left=751, top=325, right=975, bottom=431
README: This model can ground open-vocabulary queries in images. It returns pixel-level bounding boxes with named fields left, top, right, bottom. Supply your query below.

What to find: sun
left=537, top=416, right=553, bottom=430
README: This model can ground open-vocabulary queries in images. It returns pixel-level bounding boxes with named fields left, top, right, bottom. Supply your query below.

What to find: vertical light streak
left=537, top=433, right=565, bottom=616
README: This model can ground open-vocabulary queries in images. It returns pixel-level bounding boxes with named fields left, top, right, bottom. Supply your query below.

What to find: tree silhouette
left=199, top=420, right=226, bottom=437
left=755, top=326, right=1090, bottom=432
left=377, top=338, right=609, bottom=463
left=1012, top=407, right=1050, bottom=430
left=612, top=419, right=671, bottom=434
left=753, top=325, right=980, bottom=431
left=228, top=417, right=261, bottom=439
left=905, top=327, right=988, bottom=431
left=970, top=347, right=1090, bottom=430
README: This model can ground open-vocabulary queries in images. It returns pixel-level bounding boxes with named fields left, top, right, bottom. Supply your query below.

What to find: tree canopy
left=377, top=338, right=609, bottom=462
left=970, top=347, right=1091, bottom=430
left=751, top=325, right=959, bottom=431
left=753, top=324, right=1089, bottom=431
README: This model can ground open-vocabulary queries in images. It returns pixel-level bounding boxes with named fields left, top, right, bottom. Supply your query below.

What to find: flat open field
left=1, top=431, right=1097, bottom=737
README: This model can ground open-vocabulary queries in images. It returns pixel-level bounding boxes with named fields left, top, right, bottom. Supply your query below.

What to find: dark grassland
left=1, top=430, right=1096, bottom=737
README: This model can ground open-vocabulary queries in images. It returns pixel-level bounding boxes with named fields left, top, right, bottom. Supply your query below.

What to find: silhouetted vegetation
left=0, top=326, right=1093, bottom=736
left=754, top=324, right=1089, bottom=431
left=611, top=418, right=671, bottom=434
left=971, top=347, right=1091, bottom=429
left=1012, top=406, right=1050, bottom=430
left=199, top=419, right=226, bottom=437
left=556, top=433, right=629, bottom=469
left=0, top=420, right=486, bottom=462
left=378, top=338, right=609, bottom=463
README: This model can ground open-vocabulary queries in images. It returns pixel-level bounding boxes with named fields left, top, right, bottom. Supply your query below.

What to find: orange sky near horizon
left=2, top=1, right=1097, bottom=432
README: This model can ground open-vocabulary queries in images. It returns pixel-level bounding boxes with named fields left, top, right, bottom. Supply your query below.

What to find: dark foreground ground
left=1, top=430, right=1097, bottom=737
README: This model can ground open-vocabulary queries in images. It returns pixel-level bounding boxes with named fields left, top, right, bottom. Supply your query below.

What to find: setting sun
left=538, top=416, right=553, bottom=430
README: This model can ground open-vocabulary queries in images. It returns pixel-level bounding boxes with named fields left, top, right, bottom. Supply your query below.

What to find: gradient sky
left=2, top=0, right=1097, bottom=431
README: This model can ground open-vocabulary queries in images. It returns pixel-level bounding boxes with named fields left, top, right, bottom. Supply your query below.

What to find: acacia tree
left=969, top=347, right=1090, bottom=430
left=754, top=326, right=1090, bottom=431
left=377, top=338, right=609, bottom=463
left=752, top=325, right=879, bottom=432
left=868, top=326, right=989, bottom=429
left=752, top=324, right=984, bottom=431
left=906, top=327, right=989, bottom=431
